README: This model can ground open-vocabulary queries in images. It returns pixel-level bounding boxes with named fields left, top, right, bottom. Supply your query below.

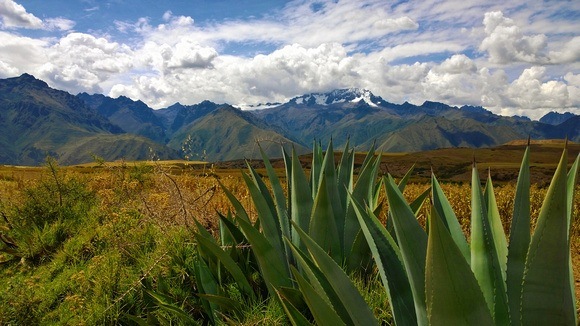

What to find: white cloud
left=548, top=36, right=580, bottom=64
left=110, top=42, right=360, bottom=107
left=506, top=66, right=569, bottom=110
left=0, top=0, right=578, bottom=119
left=0, top=0, right=74, bottom=31
left=480, top=11, right=548, bottom=64
left=375, top=41, right=465, bottom=63
left=0, top=31, right=48, bottom=70
left=36, top=33, right=134, bottom=93
left=435, top=54, right=477, bottom=74
left=0, top=0, right=43, bottom=29
left=44, top=17, right=75, bottom=31
left=0, top=59, right=18, bottom=77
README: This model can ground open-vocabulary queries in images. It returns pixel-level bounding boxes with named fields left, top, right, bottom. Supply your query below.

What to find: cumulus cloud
left=110, top=42, right=360, bottom=107
left=0, top=0, right=43, bottom=29
left=434, top=54, right=477, bottom=74
left=0, top=0, right=578, bottom=119
left=0, top=59, right=18, bottom=77
left=161, top=40, right=218, bottom=70
left=37, top=33, right=134, bottom=93
left=0, top=31, right=48, bottom=70
left=506, top=66, right=569, bottom=109
left=480, top=11, right=548, bottom=64
left=0, top=0, right=74, bottom=31
left=549, top=36, right=580, bottom=64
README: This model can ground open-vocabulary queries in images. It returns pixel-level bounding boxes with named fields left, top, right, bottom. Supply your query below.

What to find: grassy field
left=0, top=142, right=578, bottom=324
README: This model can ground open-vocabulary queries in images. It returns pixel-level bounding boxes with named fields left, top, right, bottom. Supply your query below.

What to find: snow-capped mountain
left=289, top=88, right=384, bottom=107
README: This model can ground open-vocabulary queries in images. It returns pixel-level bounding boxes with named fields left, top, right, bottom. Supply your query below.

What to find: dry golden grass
left=1, top=160, right=579, bottom=308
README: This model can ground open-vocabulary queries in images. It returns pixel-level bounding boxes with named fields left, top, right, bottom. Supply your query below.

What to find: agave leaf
left=409, top=187, right=430, bottom=216
left=258, top=145, right=292, bottom=257
left=566, top=153, right=579, bottom=325
left=505, top=146, right=530, bottom=324
left=484, top=174, right=508, bottom=278
left=521, top=148, right=576, bottom=325
left=431, top=174, right=470, bottom=261
left=319, top=140, right=345, bottom=252
left=361, top=143, right=376, bottom=168
left=290, top=266, right=346, bottom=326
left=195, top=234, right=256, bottom=300
left=291, top=146, right=313, bottom=251
left=219, top=181, right=250, bottom=222
left=277, top=287, right=315, bottom=326
left=122, top=314, right=149, bottom=326
left=286, top=237, right=351, bottom=322
left=345, top=230, right=373, bottom=274
left=426, top=207, right=494, bottom=325
left=241, top=172, right=285, bottom=261
left=193, top=258, right=218, bottom=324
left=311, top=140, right=323, bottom=198
left=197, top=293, right=243, bottom=316
left=294, top=225, right=379, bottom=326
left=236, top=217, right=292, bottom=295
left=344, top=152, right=380, bottom=269
left=337, top=140, right=354, bottom=205
left=398, top=164, right=415, bottom=192
left=193, top=218, right=217, bottom=243
left=309, top=174, right=341, bottom=263
left=218, top=213, right=246, bottom=247
left=350, top=194, right=417, bottom=326
left=283, top=147, right=293, bottom=218
left=245, top=161, right=278, bottom=220
left=470, top=164, right=509, bottom=324
left=384, top=176, right=428, bottom=325
left=278, top=286, right=309, bottom=314
left=145, top=289, right=198, bottom=325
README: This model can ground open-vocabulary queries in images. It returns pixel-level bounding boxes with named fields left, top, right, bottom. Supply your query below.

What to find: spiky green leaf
left=309, top=175, right=341, bottom=262
left=506, top=146, right=531, bottom=324
left=291, top=147, right=313, bottom=251
left=384, top=176, right=428, bottom=325
left=470, top=164, right=509, bottom=325
left=426, top=208, right=494, bottom=325
left=521, top=148, right=576, bottom=325
left=350, top=194, right=417, bottom=326
left=294, top=225, right=379, bottom=326
left=431, top=174, right=470, bottom=261
left=236, top=217, right=292, bottom=295
left=291, top=266, right=346, bottom=326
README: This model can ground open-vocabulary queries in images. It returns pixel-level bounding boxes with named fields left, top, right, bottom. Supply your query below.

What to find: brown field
left=1, top=142, right=579, bottom=320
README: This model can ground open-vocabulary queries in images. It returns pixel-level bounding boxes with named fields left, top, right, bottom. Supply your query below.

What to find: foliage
left=350, top=145, right=579, bottom=325
left=0, top=142, right=578, bottom=325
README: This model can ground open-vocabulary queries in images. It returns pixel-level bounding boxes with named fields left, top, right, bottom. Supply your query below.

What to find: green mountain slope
left=78, top=93, right=167, bottom=143
left=168, top=105, right=308, bottom=161
left=0, top=74, right=179, bottom=165
left=57, top=134, right=178, bottom=165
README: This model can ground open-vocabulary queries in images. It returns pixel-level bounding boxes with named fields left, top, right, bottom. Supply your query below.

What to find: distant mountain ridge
left=0, top=74, right=176, bottom=165
left=539, top=111, right=577, bottom=125
left=0, top=74, right=578, bottom=165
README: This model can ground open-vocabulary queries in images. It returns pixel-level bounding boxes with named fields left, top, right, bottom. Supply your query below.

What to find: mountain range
left=0, top=74, right=578, bottom=165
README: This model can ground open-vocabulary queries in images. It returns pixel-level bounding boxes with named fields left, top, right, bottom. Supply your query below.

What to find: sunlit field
left=0, top=150, right=578, bottom=324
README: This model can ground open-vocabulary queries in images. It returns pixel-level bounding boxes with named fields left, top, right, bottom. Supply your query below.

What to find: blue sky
left=0, top=0, right=579, bottom=119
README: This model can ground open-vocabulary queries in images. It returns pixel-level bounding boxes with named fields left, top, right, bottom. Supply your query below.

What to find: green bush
left=0, top=158, right=96, bottom=263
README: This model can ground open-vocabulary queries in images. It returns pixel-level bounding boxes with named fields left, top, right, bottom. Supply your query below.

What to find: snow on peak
left=290, top=88, right=382, bottom=107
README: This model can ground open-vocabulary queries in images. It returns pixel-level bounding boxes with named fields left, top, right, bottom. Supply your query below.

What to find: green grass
left=0, top=143, right=578, bottom=324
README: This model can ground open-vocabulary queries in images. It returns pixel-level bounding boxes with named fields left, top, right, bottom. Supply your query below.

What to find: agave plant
left=185, top=140, right=395, bottom=322
left=346, top=144, right=580, bottom=325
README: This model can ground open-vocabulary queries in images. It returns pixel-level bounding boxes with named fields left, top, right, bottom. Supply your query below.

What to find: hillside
left=167, top=105, right=309, bottom=161
left=0, top=74, right=178, bottom=165
left=0, top=74, right=578, bottom=165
